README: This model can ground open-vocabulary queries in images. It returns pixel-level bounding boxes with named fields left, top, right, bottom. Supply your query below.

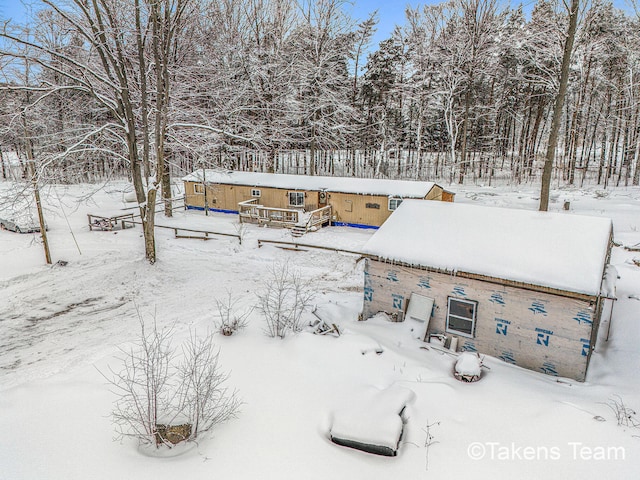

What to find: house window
left=388, top=197, right=403, bottom=211
left=288, top=191, right=305, bottom=207
left=251, top=189, right=261, bottom=197
left=446, top=297, right=477, bottom=338
left=194, top=183, right=205, bottom=194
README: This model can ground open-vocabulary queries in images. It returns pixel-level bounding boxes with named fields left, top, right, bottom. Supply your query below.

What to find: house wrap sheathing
left=361, top=200, right=615, bottom=381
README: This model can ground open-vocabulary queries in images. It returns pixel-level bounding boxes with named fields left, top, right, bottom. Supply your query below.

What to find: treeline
left=1, top=0, right=639, bottom=187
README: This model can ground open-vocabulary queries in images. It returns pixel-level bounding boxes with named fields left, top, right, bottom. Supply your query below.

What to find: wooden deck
left=238, top=199, right=331, bottom=235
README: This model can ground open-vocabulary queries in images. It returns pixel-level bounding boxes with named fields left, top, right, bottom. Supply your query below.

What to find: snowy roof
left=362, top=200, right=613, bottom=296
left=182, top=170, right=439, bottom=198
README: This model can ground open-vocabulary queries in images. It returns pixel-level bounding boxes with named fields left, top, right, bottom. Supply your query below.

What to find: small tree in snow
left=213, top=289, right=252, bottom=336
left=105, top=314, right=239, bottom=448
left=176, top=331, right=241, bottom=439
left=257, top=261, right=315, bottom=338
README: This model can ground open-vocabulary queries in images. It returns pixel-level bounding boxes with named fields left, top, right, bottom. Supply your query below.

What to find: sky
left=1, top=0, right=636, bottom=48
left=0, top=0, right=427, bottom=46
left=349, top=0, right=426, bottom=45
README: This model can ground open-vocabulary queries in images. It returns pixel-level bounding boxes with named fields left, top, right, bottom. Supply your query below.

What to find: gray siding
left=363, top=260, right=599, bottom=381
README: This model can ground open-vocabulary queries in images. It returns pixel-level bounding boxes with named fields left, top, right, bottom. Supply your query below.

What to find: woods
left=1, top=0, right=640, bottom=259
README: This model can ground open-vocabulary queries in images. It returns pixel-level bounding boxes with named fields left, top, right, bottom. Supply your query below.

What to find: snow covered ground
left=1, top=180, right=639, bottom=479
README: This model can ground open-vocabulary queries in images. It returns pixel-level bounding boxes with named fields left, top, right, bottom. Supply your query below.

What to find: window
left=251, top=189, right=261, bottom=197
left=446, top=297, right=477, bottom=338
left=388, top=197, right=403, bottom=211
left=194, top=183, right=205, bottom=194
left=288, top=191, right=305, bottom=207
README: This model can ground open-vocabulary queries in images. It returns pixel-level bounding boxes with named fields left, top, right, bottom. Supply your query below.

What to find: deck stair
left=291, top=224, right=307, bottom=237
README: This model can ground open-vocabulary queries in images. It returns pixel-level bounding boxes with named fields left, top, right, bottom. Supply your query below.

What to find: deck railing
left=238, top=199, right=300, bottom=226
left=305, top=205, right=332, bottom=230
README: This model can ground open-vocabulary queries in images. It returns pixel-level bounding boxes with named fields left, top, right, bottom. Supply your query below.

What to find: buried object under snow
left=454, top=352, right=482, bottom=382
left=329, top=385, right=415, bottom=456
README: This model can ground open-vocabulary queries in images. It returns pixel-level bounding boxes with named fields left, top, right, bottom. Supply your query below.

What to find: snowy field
left=1, top=180, right=640, bottom=479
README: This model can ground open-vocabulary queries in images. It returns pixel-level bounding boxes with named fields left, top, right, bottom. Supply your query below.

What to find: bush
left=105, top=314, right=240, bottom=448
left=213, top=289, right=252, bottom=336
left=257, top=261, right=315, bottom=338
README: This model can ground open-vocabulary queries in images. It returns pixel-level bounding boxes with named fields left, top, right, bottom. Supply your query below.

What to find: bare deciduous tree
left=257, top=261, right=315, bottom=338
left=105, top=314, right=239, bottom=448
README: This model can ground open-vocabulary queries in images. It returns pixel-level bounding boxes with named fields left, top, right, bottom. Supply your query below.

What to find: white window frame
left=445, top=297, right=477, bottom=338
left=388, top=197, right=403, bottom=211
left=251, top=188, right=261, bottom=198
left=194, top=183, right=205, bottom=194
left=288, top=191, right=305, bottom=207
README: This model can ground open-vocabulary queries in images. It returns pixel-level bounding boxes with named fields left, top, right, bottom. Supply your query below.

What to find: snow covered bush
left=105, top=316, right=240, bottom=448
left=213, top=290, right=252, bottom=336
left=257, top=261, right=315, bottom=338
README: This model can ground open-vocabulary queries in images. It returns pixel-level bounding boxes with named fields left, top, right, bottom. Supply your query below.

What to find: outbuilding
left=183, top=170, right=453, bottom=232
left=360, top=200, right=615, bottom=381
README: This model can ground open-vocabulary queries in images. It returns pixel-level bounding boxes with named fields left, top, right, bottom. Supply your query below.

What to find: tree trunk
left=540, top=0, right=579, bottom=211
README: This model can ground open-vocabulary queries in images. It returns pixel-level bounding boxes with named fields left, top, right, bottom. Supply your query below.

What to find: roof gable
left=362, top=200, right=612, bottom=296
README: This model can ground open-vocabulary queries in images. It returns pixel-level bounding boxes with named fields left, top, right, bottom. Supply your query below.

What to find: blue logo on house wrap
left=581, top=338, right=590, bottom=356
left=529, top=300, right=548, bottom=316
left=417, top=277, right=431, bottom=289
left=452, top=285, right=467, bottom=297
left=573, top=310, right=593, bottom=325
left=387, top=271, right=399, bottom=282
left=364, top=287, right=373, bottom=302
left=499, top=351, right=516, bottom=364
left=535, top=328, right=553, bottom=347
left=391, top=293, right=404, bottom=309
left=541, top=362, right=558, bottom=376
left=461, top=341, right=477, bottom=352
left=489, top=292, right=506, bottom=305
left=495, top=318, right=510, bottom=335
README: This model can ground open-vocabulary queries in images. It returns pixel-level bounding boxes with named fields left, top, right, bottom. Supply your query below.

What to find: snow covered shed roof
left=182, top=170, right=439, bottom=198
left=362, top=200, right=613, bottom=297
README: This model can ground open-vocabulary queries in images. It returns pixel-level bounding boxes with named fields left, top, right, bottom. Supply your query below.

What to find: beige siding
left=185, top=181, right=311, bottom=212
left=363, top=260, right=598, bottom=381
left=328, top=192, right=394, bottom=226
left=184, top=181, right=447, bottom=227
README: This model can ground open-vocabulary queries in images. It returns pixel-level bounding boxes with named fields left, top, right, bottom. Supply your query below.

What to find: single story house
left=360, top=200, right=615, bottom=381
left=183, top=170, right=454, bottom=231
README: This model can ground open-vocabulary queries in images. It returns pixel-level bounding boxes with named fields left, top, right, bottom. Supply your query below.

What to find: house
left=360, top=200, right=615, bottom=381
left=182, top=170, right=453, bottom=232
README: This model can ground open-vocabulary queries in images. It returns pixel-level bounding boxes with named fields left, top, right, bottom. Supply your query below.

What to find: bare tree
left=106, top=314, right=239, bottom=447
left=0, top=0, right=195, bottom=263
left=540, top=0, right=580, bottom=211
left=257, top=261, right=315, bottom=338
left=177, top=331, right=241, bottom=440
left=108, top=316, right=175, bottom=446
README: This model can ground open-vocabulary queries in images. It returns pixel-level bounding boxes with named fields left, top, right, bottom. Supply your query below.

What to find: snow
left=455, top=352, right=482, bottom=377
left=601, top=265, right=619, bottom=298
left=182, top=170, right=438, bottom=198
left=1, top=181, right=640, bottom=479
left=362, top=199, right=613, bottom=296
left=330, top=385, right=414, bottom=454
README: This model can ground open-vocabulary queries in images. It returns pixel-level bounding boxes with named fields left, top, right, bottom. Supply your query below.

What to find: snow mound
left=454, top=352, right=482, bottom=382
left=329, top=385, right=415, bottom=456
